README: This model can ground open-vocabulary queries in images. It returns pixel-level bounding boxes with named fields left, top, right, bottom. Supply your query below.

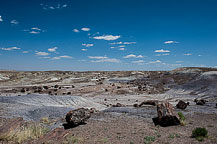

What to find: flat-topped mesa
left=153, top=102, right=180, bottom=127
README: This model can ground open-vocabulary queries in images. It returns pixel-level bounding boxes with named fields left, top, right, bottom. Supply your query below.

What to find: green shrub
left=178, top=112, right=186, bottom=121
left=192, top=127, right=208, bottom=141
left=144, top=136, right=155, bottom=144
left=178, top=112, right=186, bottom=126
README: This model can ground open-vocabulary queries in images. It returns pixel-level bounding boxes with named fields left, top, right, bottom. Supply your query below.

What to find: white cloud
left=51, top=55, right=72, bottom=60
left=148, top=60, right=162, bottom=64
left=48, top=47, right=58, bottom=52
left=82, top=43, right=94, bottom=47
left=29, top=31, right=40, bottom=34
left=22, top=51, right=29, bottom=53
left=184, top=53, right=192, bottom=56
left=119, top=45, right=125, bottom=47
left=73, top=29, right=79, bottom=33
left=41, top=4, right=67, bottom=10
left=110, top=47, right=115, bottom=49
left=123, top=54, right=143, bottom=58
left=176, top=61, right=184, bottom=63
left=93, top=35, right=120, bottom=41
left=0, top=16, right=3, bottom=22
left=164, top=41, right=179, bottom=44
left=91, top=58, right=120, bottom=63
left=35, top=51, right=49, bottom=56
left=81, top=28, right=90, bottom=31
left=110, top=42, right=136, bottom=45
left=31, top=27, right=41, bottom=31
left=155, top=53, right=170, bottom=56
left=132, top=60, right=145, bottom=64
left=0, top=47, right=20, bottom=51
left=10, top=20, right=19, bottom=24
left=88, top=56, right=108, bottom=59
left=119, top=48, right=125, bottom=51
left=155, top=49, right=170, bottom=53
left=81, top=49, right=87, bottom=51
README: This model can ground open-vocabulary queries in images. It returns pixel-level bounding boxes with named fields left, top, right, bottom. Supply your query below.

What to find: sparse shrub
left=178, top=112, right=186, bottom=126
left=40, top=117, right=50, bottom=124
left=192, top=127, right=208, bottom=141
left=144, top=136, right=155, bottom=144
left=0, top=124, right=49, bottom=143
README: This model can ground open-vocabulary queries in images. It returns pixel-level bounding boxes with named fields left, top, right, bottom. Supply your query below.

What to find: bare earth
left=0, top=67, right=217, bottom=144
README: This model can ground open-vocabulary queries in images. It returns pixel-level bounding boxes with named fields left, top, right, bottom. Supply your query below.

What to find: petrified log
left=152, top=102, right=180, bottom=127
left=176, top=100, right=189, bottom=110
left=65, top=108, right=91, bottom=126
left=194, top=99, right=207, bottom=105
left=139, top=100, right=158, bottom=107
left=112, top=103, right=125, bottom=107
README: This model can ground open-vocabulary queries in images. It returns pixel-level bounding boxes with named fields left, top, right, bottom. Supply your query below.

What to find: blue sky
left=0, top=0, right=217, bottom=71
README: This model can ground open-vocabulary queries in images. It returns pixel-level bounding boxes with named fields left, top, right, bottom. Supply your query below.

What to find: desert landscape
left=0, top=67, right=217, bottom=144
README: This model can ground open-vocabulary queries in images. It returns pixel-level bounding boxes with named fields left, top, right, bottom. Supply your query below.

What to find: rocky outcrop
left=65, top=108, right=91, bottom=127
left=176, top=100, right=189, bottom=109
left=112, top=103, right=125, bottom=107
left=152, top=102, right=180, bottom=127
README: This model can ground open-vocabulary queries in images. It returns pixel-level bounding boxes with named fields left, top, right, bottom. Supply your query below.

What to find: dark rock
left=54, top=85, right=59, bottom=88
left=43, top=86, right=49, bottom=89
left=139, top=100, right=158, bottom=107
left=133, top=103, right=139, bottom=107
left=67, top=92, right=71, bottom=95
left=112, top=103, right=124, bottom=107
left=65, top=108, right=91, bottom=126
left=194, top=99, right=207, bottom=105
left=117, top=86, right=121, bottom=89
left=20, top=88, right=25, bottom=93
left=72, top=85, right=75, bottom=88
left=176, top=100, right=189, bottom=110
left=152, top=102, right=180, bottom=127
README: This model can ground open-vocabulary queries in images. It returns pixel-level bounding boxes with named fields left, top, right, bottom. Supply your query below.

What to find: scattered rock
left=54, top=85, right=59, bottom=88
left=67, top=92, right=71, bottom=95
left=112, top=103, right=125, bottom=107
left=133, top=103, right=139, bottom=107
left=176, top=100, right=189, bottom=109
left=65, top=108, right=91, bottom=127
left=194, top=99, right=207, bottom=105
left=152, top=102, right=180, bottom=127
left=20, top=88, right=25, bottom=93
left=139, top=100, right=158, bottom=107
left=43, top=86, right=49, bottom=89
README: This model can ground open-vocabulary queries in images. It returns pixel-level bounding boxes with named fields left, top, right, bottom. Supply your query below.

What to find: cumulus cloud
left=164, top=41, right=179, bottom=44
left=73, top=29, right=79, bottom=33
left=22, top=51, right=29, bottom=53
left=110, top=42, right=136, bottom=45
left=81, top=28, right=90, bottom=31
left=81, top=49, right=87, bottom=51
left=91, top=58, right=120, bottom=63
left=48, top=47, right=58, bottom=52
left=41, top=3, right=67, bottom=10
left=119, top=45, right=125, bottom=48
left=82, top=43, right=94, bottom=47
left=0, top=16, right=3, bottom=22
left=119, top=48, right=125, bottom=51
left=93, top=35, right=120, bottom=41
left=176, top=61, right=184, bottom=63
left=27, top=27, right=44, bottom=34
left=132, top=60, right=145, bottom=64
left=0, top=47, right=20, bottom=51
left=35, top=51, right=49, bottom=56
left=10, top=20, right=19, bottom=25
left=184, top=53, right=192, bottom=56
left=123, top=54, right=143, bottom=58
left=51, top=55, right=72, bottom=60
left=148, top=60, right=162, bottom=64
left=156, top=53, right=170, bottom=56
left=155, top=49, right=170, bottom=53
left=88, top=56, right=108, bottom=59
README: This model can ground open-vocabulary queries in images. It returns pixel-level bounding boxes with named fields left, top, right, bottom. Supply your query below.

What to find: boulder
left=139, top=100, right=158, bottom=107
left=176, top=100, right=189, bottom=109
left=194, top=99, right=207, bottom=105
left=65, top=108, right=91, bottom=126
left=112, top=103, right=124, bottom=107
left=152, top=102, right=180, bottom=127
